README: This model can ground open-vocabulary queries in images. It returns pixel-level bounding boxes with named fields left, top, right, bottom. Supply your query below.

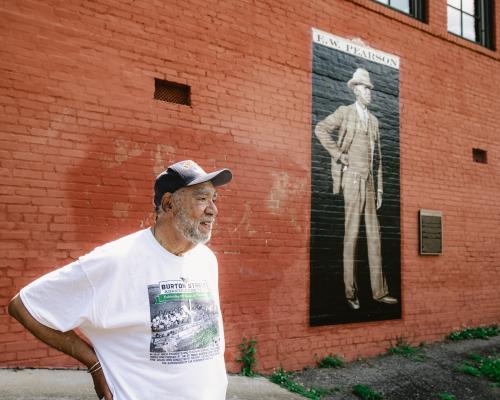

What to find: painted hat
left=347, top=68, right=373, bottom=89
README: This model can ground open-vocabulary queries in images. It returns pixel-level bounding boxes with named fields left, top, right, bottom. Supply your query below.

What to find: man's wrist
left=87, top=360, right=102, bottom=374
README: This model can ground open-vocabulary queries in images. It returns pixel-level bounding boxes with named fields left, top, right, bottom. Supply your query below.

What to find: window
left=374, top=0, right=426, bottom=21
left=447, top=0, right=494, bottom=48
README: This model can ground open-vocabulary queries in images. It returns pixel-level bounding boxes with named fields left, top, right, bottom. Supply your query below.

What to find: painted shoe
left=347, top=297, right=360, bottom=310
left=375, top=295, right=398, bottom=304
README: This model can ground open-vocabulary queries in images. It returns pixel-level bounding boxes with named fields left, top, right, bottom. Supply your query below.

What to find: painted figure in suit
left=315, top=68, right=397, bottom=310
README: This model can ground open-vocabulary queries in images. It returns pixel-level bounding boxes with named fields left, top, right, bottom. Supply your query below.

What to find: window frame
left=447, top=0, right=494, bottom=49
left=373, top=0, right=427, bottom=21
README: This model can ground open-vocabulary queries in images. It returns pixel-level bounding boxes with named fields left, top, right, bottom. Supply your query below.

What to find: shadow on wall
left=62, top=129, right=174, bottom=256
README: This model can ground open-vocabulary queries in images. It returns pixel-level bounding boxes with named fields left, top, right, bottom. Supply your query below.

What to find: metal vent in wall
left=473, top=148, right=487, bottom=164
left=154, top=78, right=191, bottom=106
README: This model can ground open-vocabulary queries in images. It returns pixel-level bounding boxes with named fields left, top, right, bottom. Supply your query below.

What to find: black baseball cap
left=154, top=160, right=232, bottom=206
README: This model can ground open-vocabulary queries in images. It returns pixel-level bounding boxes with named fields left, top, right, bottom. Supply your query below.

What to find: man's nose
left=206, top=200, right=218, bottom=216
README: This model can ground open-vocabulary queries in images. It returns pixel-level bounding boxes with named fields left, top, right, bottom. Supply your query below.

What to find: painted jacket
left=315, top=103, right=383, bottom=195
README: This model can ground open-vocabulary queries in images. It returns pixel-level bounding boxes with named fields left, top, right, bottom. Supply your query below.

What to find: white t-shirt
left=20, top=229, right=227, bottom=400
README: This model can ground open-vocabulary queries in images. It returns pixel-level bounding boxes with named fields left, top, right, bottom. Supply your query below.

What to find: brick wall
left=1, top=0, right=499, bottom=372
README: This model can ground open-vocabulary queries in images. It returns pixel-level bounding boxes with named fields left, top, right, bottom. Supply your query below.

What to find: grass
left=352, top=384, right=383, bottom=400
left=269, top=368, right=338, bottom=400
left=387, top=338, right=426, bottom=361
left=316, top=353, right=344, bottom=369
left=436, top=393, right=456, bottom=400
left=457, top=363, right=481, bottom=377
left=457, top=353, right=500, bottom=386
left=448, top=325, right=499, bottom=341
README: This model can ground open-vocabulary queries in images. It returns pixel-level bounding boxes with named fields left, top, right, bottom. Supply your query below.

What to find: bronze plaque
left=419, top=210, right=442, bottom=255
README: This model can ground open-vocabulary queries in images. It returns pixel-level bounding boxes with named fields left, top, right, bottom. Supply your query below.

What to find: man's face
left=172, top=182, right=218, bottom=245
left=354, top=84, right=371, bottom=106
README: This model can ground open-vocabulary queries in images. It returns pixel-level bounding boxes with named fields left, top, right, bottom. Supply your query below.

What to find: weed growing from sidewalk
left=270, top=368, right=338, bottom=399
left=436, top=393, right=456, bottom=400
left=387, top=337, right=426, bottom=361
left=457, top=353, right=500, bottom=386
left=457, top=363, right=481, bottom=377
left=352, top=384, right=383, bottom=400
left=448, top=325, right=499, bottom=341
left=237, top=337, right=258, bottom=377
left=316, top=353, right=344, bottom=368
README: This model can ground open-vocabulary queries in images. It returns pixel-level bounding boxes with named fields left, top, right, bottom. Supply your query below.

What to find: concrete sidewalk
left=0, top=369, right=303, bottom=399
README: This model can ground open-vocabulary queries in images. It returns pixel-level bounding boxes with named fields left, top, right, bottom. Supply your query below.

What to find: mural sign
left=310, top=29, right=401, bottom=326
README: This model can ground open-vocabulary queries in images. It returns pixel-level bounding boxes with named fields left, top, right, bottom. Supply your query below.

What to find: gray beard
left=173, top=207, right=211, bottom=245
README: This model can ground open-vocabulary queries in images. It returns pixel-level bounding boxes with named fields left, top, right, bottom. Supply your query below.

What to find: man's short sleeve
left=20, top=261, right=94, bottom=332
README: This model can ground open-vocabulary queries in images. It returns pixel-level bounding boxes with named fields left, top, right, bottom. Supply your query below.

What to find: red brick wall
left=1, top=0, right=499, bottom=372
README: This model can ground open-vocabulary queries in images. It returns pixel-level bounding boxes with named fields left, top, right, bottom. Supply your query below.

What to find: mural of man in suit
left=315, top=68, right=398, bottom=310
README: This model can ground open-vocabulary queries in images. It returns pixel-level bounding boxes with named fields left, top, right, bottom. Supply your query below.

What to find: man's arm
left=314, top=107, right=346, bottom=163
left=374, top=119, right=383, bottom=210
left=8, top=294, right=113, bottom=399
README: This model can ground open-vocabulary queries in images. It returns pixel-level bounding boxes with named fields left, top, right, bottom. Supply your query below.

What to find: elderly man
left=315, top=68, right=397, bottom=310
left=8, top=160, right=232, bottom=399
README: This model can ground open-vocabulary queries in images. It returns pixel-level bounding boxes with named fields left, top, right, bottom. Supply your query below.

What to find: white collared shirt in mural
left=148, top=277, right=221, bottom=364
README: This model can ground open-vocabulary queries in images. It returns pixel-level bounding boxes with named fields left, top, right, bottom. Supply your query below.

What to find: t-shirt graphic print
left=148, top=277, right=221, bottom=365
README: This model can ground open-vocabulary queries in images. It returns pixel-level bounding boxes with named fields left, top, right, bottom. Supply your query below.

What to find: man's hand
left=92, top=368, right=113, bottom=399
left=339, top=154, right=349, bottom=166
left=8, top=294, right=112, bottom=399
left=377, top=190, right=383, bottom=210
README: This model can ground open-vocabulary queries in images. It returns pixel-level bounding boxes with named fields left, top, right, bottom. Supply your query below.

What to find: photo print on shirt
left=148, top=277, right=221, bottom=364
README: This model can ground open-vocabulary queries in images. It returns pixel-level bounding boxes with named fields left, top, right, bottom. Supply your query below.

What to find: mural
left=310, top=29, right=401, bottom=326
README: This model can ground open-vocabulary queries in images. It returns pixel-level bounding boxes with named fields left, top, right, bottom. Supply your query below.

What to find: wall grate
left=154, top=78, right=191, bottom=106
left=472, top=148, right=487, bottom=164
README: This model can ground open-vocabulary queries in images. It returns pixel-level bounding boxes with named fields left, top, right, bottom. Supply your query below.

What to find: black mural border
left=309, top=39, right=402, bottom=326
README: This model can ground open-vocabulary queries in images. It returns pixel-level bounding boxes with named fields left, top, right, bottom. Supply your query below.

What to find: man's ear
left=160, top=192, right=173, bottom=212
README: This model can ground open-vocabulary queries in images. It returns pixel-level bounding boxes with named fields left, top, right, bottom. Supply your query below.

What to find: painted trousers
left=341, top=170, right=388, bottom=300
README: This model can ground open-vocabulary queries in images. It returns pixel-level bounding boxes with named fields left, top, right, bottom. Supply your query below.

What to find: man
left=315, top=68, right=397, bottom=310
left=8, top=160, right=232, bottom=399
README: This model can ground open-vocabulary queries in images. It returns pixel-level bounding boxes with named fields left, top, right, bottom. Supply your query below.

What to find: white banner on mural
left=312, top=28, right=400, bottom=70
